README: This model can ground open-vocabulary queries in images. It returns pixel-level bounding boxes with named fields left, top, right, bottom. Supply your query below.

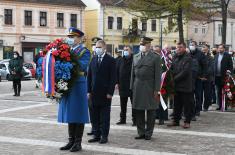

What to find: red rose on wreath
left=52, top=50, right=60, bottom=56
left=160, top=88, right=167, bottom=95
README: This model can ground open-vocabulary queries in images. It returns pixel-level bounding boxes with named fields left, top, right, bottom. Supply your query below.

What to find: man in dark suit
left=87, top=37, right=102, bottom=136
left=214, top=44, right=233, bottom=110
left=87, top=40, right=116, bottom=144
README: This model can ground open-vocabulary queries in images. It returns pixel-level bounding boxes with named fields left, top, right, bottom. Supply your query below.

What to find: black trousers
left=157, top=104, right=168, bottom=121
left=202, top=80, right=212, bottom=110
left=93, top=104, right=111, bottom=139
left=135, top=110, right=156, bottom=137
left=215, top=76, right=223, bottom=109
left=119, top=95, right=136, bottom=123
left=194, top=79, right=203, bottom=113
left=68, top=123, right=84, bottom=142
left=88, top=99, right=94, bottom=133
left=174, top=92, right=193, bottom=124
left=13, top=79, right=21, bottom=95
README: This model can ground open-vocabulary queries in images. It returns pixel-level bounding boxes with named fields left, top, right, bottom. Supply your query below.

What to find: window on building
left=218, top=24, right=222, bottom=36
left=168, top=16, right=173, bottom=30
left=132, top=18, right=138, bottom=35
left=71, top=14, right=77, bottom=28
left=25, top=10, right=32, bottom=26
left=40, top=12, right=47, bottom=27
left=57, top=13, right=64, bottom=28
left=4, top=9, right=12, bottom=25
left=151, top=20, right=156, bottom=31
left=202, top=27, right=206, bottom=34
left=142, top=19, right=147, bottom=31
left=117, top=17, right=122, bottom=30
left=194, top=27, right=198, bottom=33
left=108, top=16, right=114, bottom=29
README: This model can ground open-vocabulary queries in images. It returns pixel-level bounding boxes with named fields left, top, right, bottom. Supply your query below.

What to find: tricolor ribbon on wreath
left=222, top=70, right=235, bottom=111
left=42, top=49, right=55, bottom=96
left=160, top=71, right=168, bottom=111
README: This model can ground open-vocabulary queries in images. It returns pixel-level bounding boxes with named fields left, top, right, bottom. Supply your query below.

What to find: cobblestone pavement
left=0, top=80, right=234, bottom=155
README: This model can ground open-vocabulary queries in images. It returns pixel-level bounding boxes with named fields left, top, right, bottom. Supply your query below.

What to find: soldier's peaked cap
left=67, top=27, right=84, bottom=37
left=91, top=37, right=102, bottom=45
left=140, top=37, right=153, bottom=45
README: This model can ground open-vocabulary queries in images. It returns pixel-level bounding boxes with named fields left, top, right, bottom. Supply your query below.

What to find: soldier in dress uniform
left=130, top=37, right=161, bottom=140
left=58, top=27, right=91, bottom=152
left=87, top=36, right=102, bottom=136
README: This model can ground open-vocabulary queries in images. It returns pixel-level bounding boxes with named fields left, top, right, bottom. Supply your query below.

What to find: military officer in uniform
left=130, top=37, right=161, bottom=140
left=58, top=27, right=91, bottom=152
left=87, top=37, right=102, bottom=136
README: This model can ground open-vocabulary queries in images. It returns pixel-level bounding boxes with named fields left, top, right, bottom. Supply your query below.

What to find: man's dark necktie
left=98, top=56, right=102, bottom=66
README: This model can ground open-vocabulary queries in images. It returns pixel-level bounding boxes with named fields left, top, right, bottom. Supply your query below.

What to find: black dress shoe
left=216, top=108, right=221, bottom=111
left=60, top=138, right=74, bottom=150
left=191, top=116, right=197, bottom=121
left=158, top=120, right=164, bottom=125
left=99, top=137, right=108, bottom=144
left=70, top=143, right=82, bottom=152
left=132, top=123, right=136, bottom=126
left=88, top=138, right=100, bottom=143
left=135, top=135, right=145, bottom=140
left=116, top=121, right=126, bottom=125
left=145, top=136, right=151, bottom=140
left=87, top=132, right=94, bottom=136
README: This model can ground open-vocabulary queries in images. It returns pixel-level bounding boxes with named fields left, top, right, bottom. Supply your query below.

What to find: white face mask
left=66, top=38, right=75, bottom=46
left=13, top=55, right=17, bottom=58
left=123, top=50, right=129, bottom=57
left=139, top=45, right=146, bottom=52
left=229, top=52, right=233, bottom=55
left=96, top=48, right=104, bottom=56
left=92, top=46, right=96, bottom=52
left=189, top=45, right=196, bottom=51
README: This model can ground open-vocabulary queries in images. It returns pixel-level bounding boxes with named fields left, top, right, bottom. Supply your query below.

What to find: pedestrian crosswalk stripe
left=0, top=117, right=234, bottom=139
left=0, top=136, right=185, bottom=155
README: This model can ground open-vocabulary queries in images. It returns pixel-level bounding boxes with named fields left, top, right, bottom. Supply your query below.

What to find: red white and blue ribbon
left=42, top=50, right=55, bottom=96
left=160, top=71, right=168, bottom=111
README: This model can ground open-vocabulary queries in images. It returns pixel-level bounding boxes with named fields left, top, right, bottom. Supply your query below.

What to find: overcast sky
left=82, top=0, right=99, bottom=10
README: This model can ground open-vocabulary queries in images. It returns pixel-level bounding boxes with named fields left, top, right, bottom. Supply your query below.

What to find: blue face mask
left=66, top=38, right=75, bottom=46
left=96, top=48, right=104, bottom=56
left=123, top=50, right=129, bottom=57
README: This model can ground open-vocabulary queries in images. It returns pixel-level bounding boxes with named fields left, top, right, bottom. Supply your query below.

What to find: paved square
left=0, top=80, right=234, bottom=155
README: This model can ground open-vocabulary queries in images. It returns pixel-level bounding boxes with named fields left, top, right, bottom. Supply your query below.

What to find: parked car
left=24, top=62, right=36, bottom=78
left=0, top=60, right=32, bottom=80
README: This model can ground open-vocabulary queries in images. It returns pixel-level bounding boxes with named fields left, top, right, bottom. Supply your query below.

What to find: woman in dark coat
left=8, top=51, right=23, bottom=96
left=116, top=46, right=136, bottom=125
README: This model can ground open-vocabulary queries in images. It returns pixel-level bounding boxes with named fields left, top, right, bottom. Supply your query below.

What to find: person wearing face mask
left=9, top=51, right=23, bottom=96
left=87, top=40, right=116, bottom=144
left=130, top=37, right=161, bottom=140
left=189, top=41, right=208, bottom=119
left=116, top=45, right=136, bottom=126
left=58, top=27, right=91, bottom=152
left=201, top=45, right=214, bottom=111
left=86, top=37, right=103, bottom=137
left=214, top=44, right=233, bottom=110
left=168, top=42, right=193, bottom=129
left=91, top=37, right=102, bottom=56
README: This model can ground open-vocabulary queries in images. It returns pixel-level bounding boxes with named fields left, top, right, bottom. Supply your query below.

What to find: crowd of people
left=9, top=27, right=234, bottom=152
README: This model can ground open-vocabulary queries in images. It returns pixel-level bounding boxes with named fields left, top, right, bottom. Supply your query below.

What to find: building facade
left=188, top=11, right=235, bottom=50
left=86, top=0, right=188, bottom=55
left=0, top=0, right=85, bottom=62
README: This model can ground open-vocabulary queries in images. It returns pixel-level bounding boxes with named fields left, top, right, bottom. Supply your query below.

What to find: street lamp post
left=160, top=19, right=163, bottom=49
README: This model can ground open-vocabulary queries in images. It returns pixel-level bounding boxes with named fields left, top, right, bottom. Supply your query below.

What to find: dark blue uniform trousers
left=92, top=98, right=111, bottom=139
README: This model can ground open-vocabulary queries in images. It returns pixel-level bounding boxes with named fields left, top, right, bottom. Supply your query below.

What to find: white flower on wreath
left=227, top=92, right=233, bottom=99
left=227, top=83, right=230, bottom=86
left=57, top=79, right=68, bottom=91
